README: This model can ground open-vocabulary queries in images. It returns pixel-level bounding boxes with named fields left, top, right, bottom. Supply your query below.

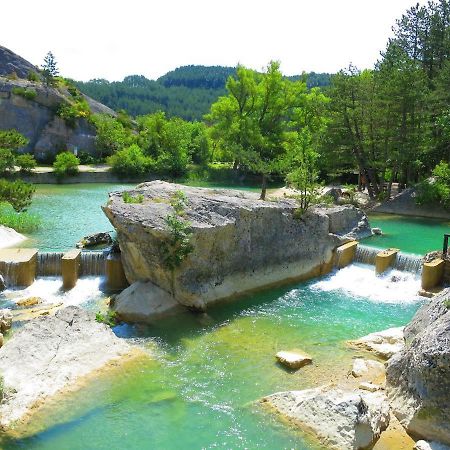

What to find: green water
left=1, top=267, right=422, bottom=450
left=365, top=213, right=450, bottom=255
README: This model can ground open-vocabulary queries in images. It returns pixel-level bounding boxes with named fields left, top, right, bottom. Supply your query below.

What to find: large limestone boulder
left=103, top=181, right=371, bottom=313
left=262, top=387, right=390, bottom=449
left=0, top=306, right=131, bottom=428
left=113, top=281, right=182, bottom=322
left=348, top=327, right=405, bottom=359
left=386, top=289, right=450, bottom=445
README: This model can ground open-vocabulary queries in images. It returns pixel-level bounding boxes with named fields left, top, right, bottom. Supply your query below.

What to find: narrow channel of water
left=0, top=264, right=423, bottom=450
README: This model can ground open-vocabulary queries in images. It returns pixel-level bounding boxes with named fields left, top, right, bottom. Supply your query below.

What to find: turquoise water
left=1, top=265, right=422, bottom=450
left=366, top=213, right=450, bottom=255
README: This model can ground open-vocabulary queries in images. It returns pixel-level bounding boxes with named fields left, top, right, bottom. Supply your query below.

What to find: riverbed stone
left=16, top=296, right=41, bottom=307
left=76, top=232, right=112, bottom=249
left=0, top=309, right=12, bottom=334
left=414, top=440, right=450, bottom=450
left=0, top=306, right=131, bottom=428
left=113, top=281, right=182, bottom=322
left=275, top=350, right=312, bottom=369
left=348, top=327, right=405, bottom=359
left=263, top=386, right=390, bottom=449
left=103, top=181, right=371, bottom=313
left=386, top=288, right=450, bottom=445
left=352, top=358, right=385, bottom=379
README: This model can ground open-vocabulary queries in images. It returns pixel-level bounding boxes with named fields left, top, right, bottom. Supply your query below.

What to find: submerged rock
left=0, top=309, right=12, bottom=334
left=16, top=296, right=41, bottom=307
left=348, top=327, right=405, bottom=359
left=263, top=386, right=390, bottom=449
left=386, top=288, right=450, bottom=445
left=0, top=306, right=131, bottom=428
left=275, top=350, right=312, bottom=369
left=103, top=181, right=371, bottom=316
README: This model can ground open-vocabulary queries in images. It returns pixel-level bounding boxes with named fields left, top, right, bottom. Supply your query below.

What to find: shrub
left=57, top=99, right=90, bottom=127
left=416, top=161, right=450, bottom=209
left=0, top=179, right=35, bottom=212
left=0, top=149, right=16, bottom=174
left=122, top=192, right=144, bottom=204
left=77, top=151, right=98, bottom=165
left=12, top=87, right=37, bottom=101
left=16, top=154, right=37, bottom=173
left=0, top=203, right=40, bottom=232
left=27, top=71, right=40, bottom=82
left=95, top=310, right=118, bottom=327
left=53, top=152, right=80, bottom=177
left=107, top=144, right=153, bottom=176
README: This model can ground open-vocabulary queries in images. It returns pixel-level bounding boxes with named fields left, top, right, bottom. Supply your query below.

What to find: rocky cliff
left=386, top=288, right=450, bottom=445
left=0, top=45, right=115, bottom=159
left=103, top=181, right=371, bottom=316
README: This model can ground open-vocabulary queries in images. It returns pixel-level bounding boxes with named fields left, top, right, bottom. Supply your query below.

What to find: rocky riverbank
left=104, top=181, right=371, bottom=321
left=263, top=289, right=450, bottom=449
left=0, top=306, right=135, bottom=428
left=0, top=226, right=26, bottom=250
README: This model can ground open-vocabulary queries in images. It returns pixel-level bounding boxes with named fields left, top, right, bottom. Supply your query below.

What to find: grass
left=0, top=203, right=41, bottom=233
left=122, top=192, right=144, bottom=204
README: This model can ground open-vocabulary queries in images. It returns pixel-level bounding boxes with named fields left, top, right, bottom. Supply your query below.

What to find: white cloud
left=0, top=0, right=427, bottom=81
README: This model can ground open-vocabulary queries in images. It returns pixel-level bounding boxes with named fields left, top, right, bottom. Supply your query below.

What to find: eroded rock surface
left=0, top=306, right=130, bottom=428
left=263, top=387, right=390, bottom=449
left=104, top=181, right=371, bottom=315
left=348, top=327, right=405, bottom=359
left=386, top=289, right=450, bottom=445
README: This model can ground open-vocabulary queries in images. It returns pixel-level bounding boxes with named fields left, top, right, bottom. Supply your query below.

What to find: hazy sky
left=1, top=0, right=426, bottom=81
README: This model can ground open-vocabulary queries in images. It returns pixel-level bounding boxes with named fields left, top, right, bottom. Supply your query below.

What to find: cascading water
left=0, top=261, right=19, bottom=287
left=80, top=251, right=107, bottom=276
left=37, top=252, right=64, bottom=276
left=392, top=252, right=423, bottom=274
left=354, top=245, right=381, bottom=265
left=312, top=263, right=422, bottom=304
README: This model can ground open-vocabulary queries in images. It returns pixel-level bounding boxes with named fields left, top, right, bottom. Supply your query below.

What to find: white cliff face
left=0, top=306, right=131, bottom=428
left=0, top=225, right=26, bottom=249
left=103, top=181, right=371, bottom=317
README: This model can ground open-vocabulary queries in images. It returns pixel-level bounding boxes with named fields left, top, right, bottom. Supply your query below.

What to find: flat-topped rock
left=275, top=350, right=312, bottom=369
left=0, top=306, right=131, bottom=428
left=103, top=181, right=371, bottom=315
left=348, top=327, right=405, bottom=359
left=351, top=358, right=385, bottom=379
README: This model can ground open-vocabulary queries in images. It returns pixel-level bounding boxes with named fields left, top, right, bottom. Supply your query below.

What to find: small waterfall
left=80, top=251, right=107, bottom=276
left=354, top=245, right=380, bottom=265
left=392, top=252, right=423, bottom=274
left=0, top=261, right=19, bottom=287
left=37, top=252, right=64, bottom=276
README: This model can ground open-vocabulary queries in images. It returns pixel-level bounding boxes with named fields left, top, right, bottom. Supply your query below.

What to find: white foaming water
left=3, top=276, right=104, bottom=307
left=311, top=263, right=422, bottom=304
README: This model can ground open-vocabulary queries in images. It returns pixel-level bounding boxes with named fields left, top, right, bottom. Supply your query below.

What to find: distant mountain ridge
left=76, top=66, right=331, bottom=121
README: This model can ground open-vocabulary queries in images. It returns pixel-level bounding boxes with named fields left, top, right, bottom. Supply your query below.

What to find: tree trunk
left=260, top=174, right=268, bottom=200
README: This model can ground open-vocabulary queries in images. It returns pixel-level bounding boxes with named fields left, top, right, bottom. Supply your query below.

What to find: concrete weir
left=0, top=248, right=37, bottom=287
left=0, top=248, right=129, bottom=291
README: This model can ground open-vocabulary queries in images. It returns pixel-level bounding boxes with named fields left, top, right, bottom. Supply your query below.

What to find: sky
left=1, top=0, right=427, bottom=82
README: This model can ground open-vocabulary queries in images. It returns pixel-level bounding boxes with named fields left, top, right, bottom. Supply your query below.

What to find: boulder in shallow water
left=386, top=288, right=450, bottom=445
left=263, top=386, right=390, bottom=450
left=16, top=296, right=41, bottom=307
left=351, top=358, right=385, bottom=379
left=348, top=327, right=405, bottom=359
left=103, top=181, right=371, bottom=311
left=113, top=281, right=182, bottom=322
left=275, top=350, right=312, bottom=369
left=76, top=232, right=112, bottom=248
left=0, top=306, right=131, bottom=428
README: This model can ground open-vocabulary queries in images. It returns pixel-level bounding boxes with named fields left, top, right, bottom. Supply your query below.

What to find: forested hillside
left=75, top=66, right=331, bottom=120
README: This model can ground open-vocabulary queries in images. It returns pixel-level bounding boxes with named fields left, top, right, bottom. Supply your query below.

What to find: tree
left=0, top=130, right=32, bottom=175
left=42, top=51, right=59, bottom=86
left=207, top=62, right=311, bottom=199
left=0, top=179, right=35, bottom=212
